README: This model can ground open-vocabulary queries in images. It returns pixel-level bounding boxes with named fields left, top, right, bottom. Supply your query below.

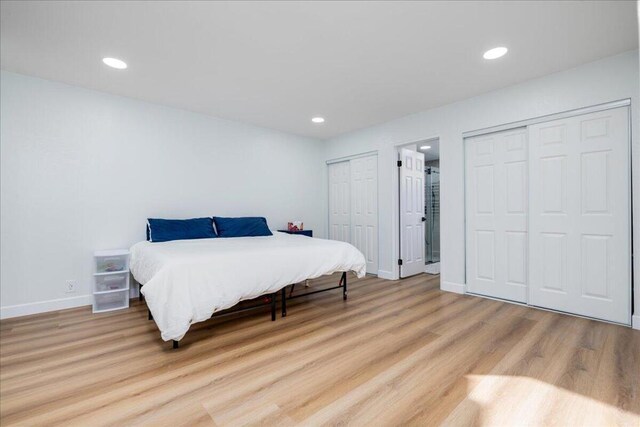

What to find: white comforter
left=130, top=232, right=366, bottom=341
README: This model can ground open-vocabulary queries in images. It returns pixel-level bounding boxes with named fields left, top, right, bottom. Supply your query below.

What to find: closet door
left=351, top=155, right=378, bottom=274
left=328, top=161, right=351, bottom=242
left=529, top=107, right=631, bottom=324
left=465, top=128, right=528, bottom=303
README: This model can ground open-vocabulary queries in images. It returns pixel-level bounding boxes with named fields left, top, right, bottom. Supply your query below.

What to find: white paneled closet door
left=465, top=128, right=528, bottom=302
left=399, top=148, right=425, bottom=278
left=351, top=155, right=378, bottom=273
left=328, top=155, right=379, bottom=275
left=328, top=161, right=351, bottom=243
left=529, top=107, right=631, bottom=324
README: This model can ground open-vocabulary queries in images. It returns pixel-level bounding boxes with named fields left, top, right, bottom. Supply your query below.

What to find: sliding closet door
left=529, top=107, right=631, bottom=324
left=328, top=161, right=351, bottom=242
left=351, top=155, right=378, bottom=273
left=465, top=128, right=528, bottom=303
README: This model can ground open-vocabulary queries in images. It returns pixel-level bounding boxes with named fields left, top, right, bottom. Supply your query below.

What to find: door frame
left=326, top=150, right=379, bottom=165
left=462, top=99, right=633, bottom=325
left=462, top=99, right=631, bottom=139
left=326, top=151, right=380, bottom=275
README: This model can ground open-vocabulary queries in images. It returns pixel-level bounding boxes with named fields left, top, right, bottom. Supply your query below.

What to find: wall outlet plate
left=65, top=280, right=77, bottom=294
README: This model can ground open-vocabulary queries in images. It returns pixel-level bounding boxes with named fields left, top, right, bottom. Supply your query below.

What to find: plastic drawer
left=96, top=255, right=128, bottom=273
left=95, top=272, right=128, bottom=292
left=93, top=289, right=129, bottom=313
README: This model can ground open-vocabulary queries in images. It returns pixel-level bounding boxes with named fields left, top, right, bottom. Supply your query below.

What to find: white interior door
left=399, top=148, right=425, bottom=278
left=328, top=161, right=351, bottom=242
left=529, top=107, right=631, bottom=324
left=465, top=128, right=528, bottom=302
left=351, top=155, right=378, bottom=274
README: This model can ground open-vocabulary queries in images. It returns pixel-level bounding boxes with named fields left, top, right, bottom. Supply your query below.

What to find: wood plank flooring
left=1, top=273, right=639, bottom=426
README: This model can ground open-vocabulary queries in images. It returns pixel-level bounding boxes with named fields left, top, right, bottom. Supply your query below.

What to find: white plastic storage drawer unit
left=93, top=249, right=130, bottom=313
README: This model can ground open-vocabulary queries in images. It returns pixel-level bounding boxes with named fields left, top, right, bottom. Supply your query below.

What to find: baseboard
left=377, top=270, right=397, bottom=280
left=0, top=294, right=93, bottom=319
left=633, top=314, right=640, bottom=330
left=441, top=280, right=465, bottom=294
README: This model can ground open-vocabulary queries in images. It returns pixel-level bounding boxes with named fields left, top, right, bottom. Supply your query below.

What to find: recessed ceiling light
left=311, top=117, right=325, bottom=123
left=102, top=57, right=127, bottom=69
left=483, top=47, right=508, bottom=60
left=420, top=145, right=432, bottom=150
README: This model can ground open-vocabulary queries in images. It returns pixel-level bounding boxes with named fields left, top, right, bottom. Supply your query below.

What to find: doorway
left=421, top=141, right=440, bottom=275
left=397, top=138, right=440, bottom=278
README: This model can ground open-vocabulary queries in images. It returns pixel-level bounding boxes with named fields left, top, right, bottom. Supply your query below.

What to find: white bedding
left=130, top=232, right=366, bottom=341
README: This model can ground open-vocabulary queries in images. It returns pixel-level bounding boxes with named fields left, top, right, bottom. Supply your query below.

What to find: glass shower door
left=425, top=167, right=440, bottom=263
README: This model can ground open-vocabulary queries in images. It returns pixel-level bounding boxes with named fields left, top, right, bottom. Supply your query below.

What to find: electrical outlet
left=65, top=280, right=77, bottom=294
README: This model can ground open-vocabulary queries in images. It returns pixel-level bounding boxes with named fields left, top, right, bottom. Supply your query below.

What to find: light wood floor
left=1, top=273, right=639, bottom=426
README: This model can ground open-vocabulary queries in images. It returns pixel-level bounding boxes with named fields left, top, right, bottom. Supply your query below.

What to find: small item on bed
left=147, top=217, right=217, bottom=242
left=213, top=216, right=272, bottom=237
left=287, top=221, right=303, bottom=231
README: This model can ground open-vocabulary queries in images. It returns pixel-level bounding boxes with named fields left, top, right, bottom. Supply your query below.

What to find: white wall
left=3, top=51, right=639, bottom=324
left=322, top=51, right=640, bottom=324
left=0, top=71, right=324, bottom=317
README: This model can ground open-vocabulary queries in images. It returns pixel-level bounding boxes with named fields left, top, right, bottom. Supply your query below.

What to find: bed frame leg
left=281, top=288, right=287, bottom=317
left=172, top=340, right=179, bottom=349
left=342, top=272, right=348, bottom=300
left=271, top=293, right=277, bottom=321
left=148, top=309, right=153, bottom=320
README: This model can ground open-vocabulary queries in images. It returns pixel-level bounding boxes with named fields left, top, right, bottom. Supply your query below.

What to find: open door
left=399, top=148, right=425, bottom=278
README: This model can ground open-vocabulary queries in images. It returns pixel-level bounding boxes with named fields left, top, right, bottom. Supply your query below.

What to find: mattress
left=130, top=232, right=366, bottom=341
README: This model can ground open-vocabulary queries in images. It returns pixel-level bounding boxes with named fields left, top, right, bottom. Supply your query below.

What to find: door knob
left=421, top=217, right=426, bottom=222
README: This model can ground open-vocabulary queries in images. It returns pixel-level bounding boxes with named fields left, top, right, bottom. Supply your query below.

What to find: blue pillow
left=147, top=217, right=217, bottom=243
left=213, top=217, right=272, bottom=238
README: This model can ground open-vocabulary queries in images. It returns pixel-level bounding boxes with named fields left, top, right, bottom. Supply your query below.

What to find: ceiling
left=1, top=1, right=637, bottom=140
left=418, top=139, right=440, bottom=162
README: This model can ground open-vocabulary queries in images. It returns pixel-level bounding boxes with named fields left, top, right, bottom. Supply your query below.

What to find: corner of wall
left=377, top=270, right=398, bottom=280
left=441, top=280, right=465, bottom=294
left=633, top=314, right=640, bottom=330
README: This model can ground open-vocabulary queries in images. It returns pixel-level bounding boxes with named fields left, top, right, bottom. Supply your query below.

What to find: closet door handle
left=421, top=217, right=426, bottom=222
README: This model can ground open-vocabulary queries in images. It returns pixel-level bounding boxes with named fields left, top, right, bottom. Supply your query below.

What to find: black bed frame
left=140, top=271, right=347, bottom=349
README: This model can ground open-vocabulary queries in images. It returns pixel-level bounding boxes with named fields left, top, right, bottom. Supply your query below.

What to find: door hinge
left=397, top=160, right=402, bottom=167
left=398, top=258, right=403, bottom=266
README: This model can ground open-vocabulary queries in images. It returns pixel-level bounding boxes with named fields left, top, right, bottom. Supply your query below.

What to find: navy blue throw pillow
left=213, top=217, right=272, bottom=238
left=147, top=217, right=217, bottom=243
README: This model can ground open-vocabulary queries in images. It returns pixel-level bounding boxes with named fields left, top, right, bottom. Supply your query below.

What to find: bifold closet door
left=529, top=107, right=631, bottom=324
left=465, top=128, right=528, bottom=303
left=328, top=156, right=379, bottom=274
left=351, top=155, right=378, bottom=273
left=328, top=161, right=351, bottom=242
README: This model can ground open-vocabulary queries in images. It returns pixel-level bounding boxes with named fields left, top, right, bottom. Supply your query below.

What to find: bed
left=130, top=231, right=366, bottom=346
